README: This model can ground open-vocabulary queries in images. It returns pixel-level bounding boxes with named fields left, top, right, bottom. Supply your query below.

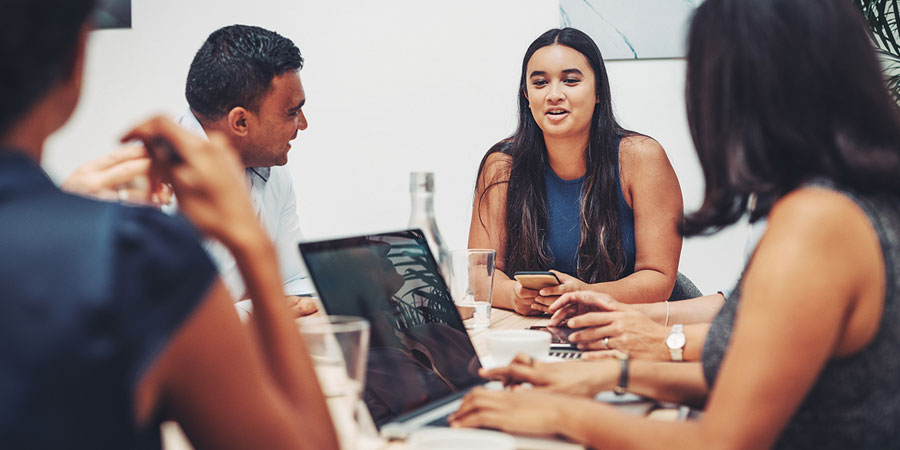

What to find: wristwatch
left=666, top=324, right=686, bottom=362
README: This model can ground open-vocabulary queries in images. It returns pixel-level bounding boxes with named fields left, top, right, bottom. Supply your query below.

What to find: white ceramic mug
left=485, top=329, right=551, bottom=367
left=407, top=428, right=515, bottom=450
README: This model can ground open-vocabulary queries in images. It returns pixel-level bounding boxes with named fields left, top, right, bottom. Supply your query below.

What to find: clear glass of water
left=298, top=316, right=370, bottom=450
left=450, top=249, right=496, bottom=330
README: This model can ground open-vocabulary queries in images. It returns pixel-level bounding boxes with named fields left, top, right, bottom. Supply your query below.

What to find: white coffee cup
left=485, top=329, right=551, bottom=367
left=407, top=428, right=515, bottom=450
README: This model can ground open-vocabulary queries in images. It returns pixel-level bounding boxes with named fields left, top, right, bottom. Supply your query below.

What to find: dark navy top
left=543, top=139, right=636, bottom=277
left=0, top=151, right=217, bottom=449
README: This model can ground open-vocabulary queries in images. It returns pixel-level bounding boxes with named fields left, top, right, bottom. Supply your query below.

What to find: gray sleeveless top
left=702, top=180, right=900, bottom=449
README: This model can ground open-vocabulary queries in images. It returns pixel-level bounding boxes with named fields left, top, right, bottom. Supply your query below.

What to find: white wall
left=44, top=0, right=747, bottom=294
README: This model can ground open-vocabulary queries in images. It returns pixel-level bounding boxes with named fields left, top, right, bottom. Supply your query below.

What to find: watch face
left=666, top=333, right=686, bottom=349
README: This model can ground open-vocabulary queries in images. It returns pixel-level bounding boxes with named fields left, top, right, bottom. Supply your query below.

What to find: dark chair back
left=668, top=272, right=701, bottom=301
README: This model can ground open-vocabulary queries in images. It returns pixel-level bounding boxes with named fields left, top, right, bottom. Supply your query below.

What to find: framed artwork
left=560, top=0, right=702, bottom=60
left=95, top=0, right=131, bottom=29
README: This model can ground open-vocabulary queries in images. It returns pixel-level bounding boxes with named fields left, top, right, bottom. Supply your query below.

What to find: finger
left=452, top=388, right=504, bottom=420
left=549, top=270, right=573, bottom=281
left=548, top=290, right=597, bottom=313
left=97, top=158, right=153, bottom=188
left=531, top=302, right=550, bottom=313
left=121, top=116, right=209, bottom=166
left=533, top=295, right=559, bottom=306
left=514, top=283, right=540, bottom=299
left=80, top=145, right=147, bottom=171
left=538, top=283, right=570, bottom=297
left=547, top=304, right=580, bottom=326
left=566, top=311, right=618, bottom=329
left=450, top=410, right=511, bottom=432
left=581, top=350, right=621, bottom=360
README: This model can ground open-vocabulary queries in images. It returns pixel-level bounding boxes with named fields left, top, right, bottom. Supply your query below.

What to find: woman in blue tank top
left=468, top=28, right=684, bottom=315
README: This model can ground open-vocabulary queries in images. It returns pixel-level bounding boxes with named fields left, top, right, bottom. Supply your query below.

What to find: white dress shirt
left=173, top=111, right=314, bottom=301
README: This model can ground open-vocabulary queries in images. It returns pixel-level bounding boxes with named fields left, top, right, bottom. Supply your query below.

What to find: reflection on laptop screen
left=299, top=230, right=483, bottom=426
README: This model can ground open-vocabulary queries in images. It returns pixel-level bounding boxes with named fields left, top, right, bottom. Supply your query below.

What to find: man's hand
left=287, top=296, right=318, bottom=318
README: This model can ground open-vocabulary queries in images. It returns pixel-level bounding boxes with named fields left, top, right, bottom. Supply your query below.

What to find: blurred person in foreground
left=0, top=1, right=337, bottom=448
left=450, top=0, right=900, bottom=448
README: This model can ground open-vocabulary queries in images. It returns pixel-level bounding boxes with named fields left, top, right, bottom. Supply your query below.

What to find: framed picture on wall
left=560, top=0, right=702, bottom=60
left=94, top=0, right=131, bottom=29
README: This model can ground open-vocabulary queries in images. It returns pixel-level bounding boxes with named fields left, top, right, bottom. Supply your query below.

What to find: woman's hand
left=61, top=145, right=172, bottom=205
left=479, top=354, right=616, bottom=396
left=531, top=271, right=588, bottom=312
left=449, top=388, right=580, bottom=437
left=511, top=282, right=544, bottom=316
left=121, top=117, right=260, bottom=248
left=549, top=291, right=670, bottom=361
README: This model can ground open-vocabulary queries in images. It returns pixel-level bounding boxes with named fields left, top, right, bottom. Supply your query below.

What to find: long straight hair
left=682, top=0, right=900, bottom=235
left=476, top=28, right=631, bottom=283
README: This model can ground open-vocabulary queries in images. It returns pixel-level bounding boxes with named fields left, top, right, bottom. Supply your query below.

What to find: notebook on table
left=298, top=229, right=584, bottom=448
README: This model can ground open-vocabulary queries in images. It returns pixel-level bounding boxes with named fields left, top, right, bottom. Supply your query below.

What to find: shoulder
left=268, top=166, right=295, bottom=191
left=618, top=134, right=670, bottom=173
left=760, top=186, right=882, bottom=286
left=478, top=148, right=513, bottom=187
left=616, top=134, right=678, bottom=199
left=767, top=186, right=874, bottom=241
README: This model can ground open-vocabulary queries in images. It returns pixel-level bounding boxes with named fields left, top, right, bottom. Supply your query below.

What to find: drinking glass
left=450, top=249, right=496, bottom=330
left=298, top=316, right=370, bottom=450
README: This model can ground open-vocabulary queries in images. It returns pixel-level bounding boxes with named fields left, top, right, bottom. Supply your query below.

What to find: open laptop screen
left=299, top=229, right=483, bottom=426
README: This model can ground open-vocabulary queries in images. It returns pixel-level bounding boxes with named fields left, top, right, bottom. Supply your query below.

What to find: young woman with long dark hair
left=468, top=28, right=684, bottom=316
left=451, top=0, right=900, bottom=447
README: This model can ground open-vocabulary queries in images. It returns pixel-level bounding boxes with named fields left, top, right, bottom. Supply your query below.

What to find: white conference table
left=162, top=307, right=682, bottom=450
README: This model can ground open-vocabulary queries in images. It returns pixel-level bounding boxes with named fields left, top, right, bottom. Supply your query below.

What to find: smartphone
left=145, top=136, right=184, bottom=165
left=513, top=271, right=561, bottom=290
left=530, top=325, right=577, bottom=348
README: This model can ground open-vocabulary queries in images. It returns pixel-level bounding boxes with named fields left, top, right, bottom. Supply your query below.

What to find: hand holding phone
left=513, top=271, right=561, bottom=290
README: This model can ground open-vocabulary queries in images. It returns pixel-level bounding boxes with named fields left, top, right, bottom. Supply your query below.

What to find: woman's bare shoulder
left=619, top=134, right=668, bottom=169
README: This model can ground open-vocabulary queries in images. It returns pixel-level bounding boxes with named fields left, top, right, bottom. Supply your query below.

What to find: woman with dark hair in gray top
left=449, top=0, right=900, bottom=447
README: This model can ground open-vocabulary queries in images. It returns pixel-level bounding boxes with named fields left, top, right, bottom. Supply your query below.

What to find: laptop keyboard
left=551, top=350, right=582, bottom=359
left=424, top=414, right=450, bottom=427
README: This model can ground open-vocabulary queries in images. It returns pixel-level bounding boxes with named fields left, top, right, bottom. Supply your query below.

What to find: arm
left=273, top=169, right=318, bottom=317
left=273, top=168, right=315, bottom=298
left=537, top=137, right=684, bottom=305
left=632, top=293, right=725, bottom=325
left=126, top=117, right=338, bottom=449
left=467, top=152, right=543, bottom=315
left=547, top=291, right=715, bottom=361
left=478, top=355, right=709, bottom=406
left=455, top=187, right=885, bottom=449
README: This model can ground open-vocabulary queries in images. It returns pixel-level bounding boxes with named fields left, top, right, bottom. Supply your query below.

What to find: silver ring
left=602, top=337, right=610, bottom=350
left=117, top=188, right=129, bottom=201
left=527, top=356, right=535, bottom=367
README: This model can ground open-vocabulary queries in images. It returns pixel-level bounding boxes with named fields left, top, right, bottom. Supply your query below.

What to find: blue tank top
left=543, top=140, right=636, bottom=278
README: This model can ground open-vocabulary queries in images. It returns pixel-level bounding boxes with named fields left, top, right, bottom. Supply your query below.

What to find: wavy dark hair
left=682, top=0, right=900, bottom=236
left=476, top=28, right=632, bottom=283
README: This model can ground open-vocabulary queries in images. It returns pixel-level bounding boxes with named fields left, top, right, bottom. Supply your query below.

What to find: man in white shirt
left=178, top=24, right=316, bottom=316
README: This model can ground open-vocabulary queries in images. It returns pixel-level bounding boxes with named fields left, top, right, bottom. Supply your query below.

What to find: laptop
left=298, top=229, right=584, bottom=448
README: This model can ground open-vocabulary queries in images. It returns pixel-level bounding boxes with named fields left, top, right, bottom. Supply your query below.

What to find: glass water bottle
left=408, top=172, right=451, bottom=279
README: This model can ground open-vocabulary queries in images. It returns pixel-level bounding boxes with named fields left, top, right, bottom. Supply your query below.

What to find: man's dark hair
left=0, top=0, right=96, bottom=136
left=186, top=25, right=304, bottom=120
